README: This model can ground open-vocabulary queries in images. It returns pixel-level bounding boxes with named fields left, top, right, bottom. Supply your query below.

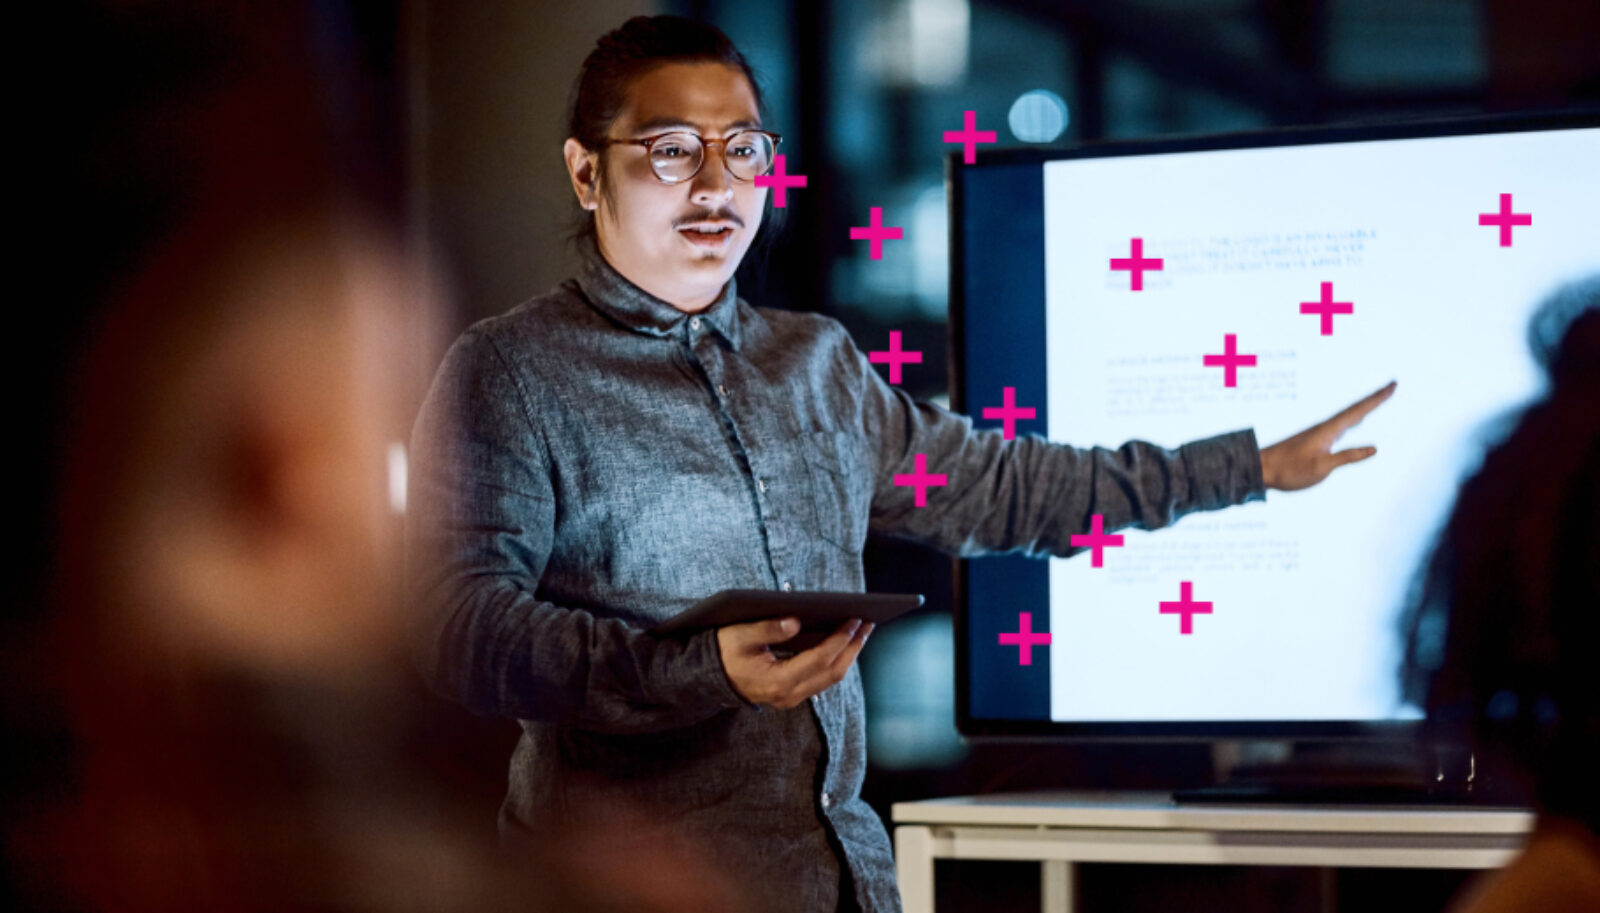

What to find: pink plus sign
left=1478, top=193, right=1531, bottom=247
left=981, top=386, right=1036, bottom=440
left=943, top=110, right=997, bottom=165
left=892, top=453, right=947, bottom=507
left=998, top=612, right=1051, bottom=666
left=753, top=154, right=807, bottom=208
left=868, top=330, right=923, bottom=384
left=1110, top=238, right=1163, bottom=291
left=850, top=207, right=903, bottom=260
left=1159, top=581, right=1213, bottom=635
left=1300, top=281, right=1354, bottom=335
left=1069, top=514, right=1124, bottom=568
left=1203, top=333, right=1257, bottom=388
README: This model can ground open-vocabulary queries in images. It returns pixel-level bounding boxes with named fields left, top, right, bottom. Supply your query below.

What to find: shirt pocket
left=800, top=429, right=874, bottom=554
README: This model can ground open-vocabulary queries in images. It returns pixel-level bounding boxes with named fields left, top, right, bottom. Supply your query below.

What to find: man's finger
left=831, top=622, right=872, bottom=674
left=771, top=619, right=860, bottom=688
left=1329, top=380, right=1397, bottom=431
left=792, top=622, right=871, bottom=697
left=1332, top=445, right=1378, bottom=467
left=811, top=619, right=864, bottom=667
left=738, top=616, right=799, bottom=650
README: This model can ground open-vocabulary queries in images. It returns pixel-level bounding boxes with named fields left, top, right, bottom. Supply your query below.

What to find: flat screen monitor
left=950, top=112, right=1600, bottom=740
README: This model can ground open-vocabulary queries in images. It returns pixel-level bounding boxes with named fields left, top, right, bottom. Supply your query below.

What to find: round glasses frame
left=597, top=129, right=784, bottom=185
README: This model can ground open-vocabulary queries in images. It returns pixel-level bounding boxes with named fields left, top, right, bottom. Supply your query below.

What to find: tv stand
left=892, top=790, right=1533, bottom=913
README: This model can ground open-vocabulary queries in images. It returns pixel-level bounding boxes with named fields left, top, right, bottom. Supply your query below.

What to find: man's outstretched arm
left=850, top=325, right=1393, bottom=557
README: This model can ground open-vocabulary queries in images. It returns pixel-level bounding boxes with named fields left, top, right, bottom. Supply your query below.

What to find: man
left=406, top=16, right=1395, bottom=913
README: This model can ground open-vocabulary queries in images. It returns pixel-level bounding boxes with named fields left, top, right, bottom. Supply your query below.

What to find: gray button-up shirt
left=406, top=243, right=1267, bottom=913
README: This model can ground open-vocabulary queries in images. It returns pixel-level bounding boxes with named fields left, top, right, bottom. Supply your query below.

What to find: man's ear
left=563, top=138, right=600, bottom=211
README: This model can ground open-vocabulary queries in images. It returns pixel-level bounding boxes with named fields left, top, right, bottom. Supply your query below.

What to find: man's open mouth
left=678, top=224, right=736, bottom=248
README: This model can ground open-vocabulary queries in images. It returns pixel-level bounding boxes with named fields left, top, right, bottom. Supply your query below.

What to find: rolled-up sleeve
left=852, top=337, right=1266, bottom=558
left=404, top=329, right=752, bottom=732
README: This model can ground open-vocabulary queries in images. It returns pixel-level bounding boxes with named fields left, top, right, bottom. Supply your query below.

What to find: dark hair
left=564, top=15, right=785, bottom=254
left=1399, top=278, right=1600, bottom=831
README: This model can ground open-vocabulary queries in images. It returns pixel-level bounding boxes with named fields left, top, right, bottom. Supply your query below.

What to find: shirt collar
left=575, top=235, right=743, bottom=352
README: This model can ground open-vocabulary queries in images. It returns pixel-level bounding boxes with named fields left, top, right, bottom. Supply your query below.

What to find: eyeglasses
left=598, top=129, right=782, bottom=184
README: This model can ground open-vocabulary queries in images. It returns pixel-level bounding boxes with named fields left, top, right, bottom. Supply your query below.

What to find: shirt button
left=757, top=478, right=767, bottom=493
left=689, top=317, right=702, bottom=331
left=821, top=792, right=832, bottom=809
left=781, top=580, right=793, bottom=592
left=717, top=384, right=729, bottom=397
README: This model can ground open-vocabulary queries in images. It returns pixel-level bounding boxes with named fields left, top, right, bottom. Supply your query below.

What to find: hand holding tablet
left=652, top=589, right=925, bottom=710
left=715, top=616, right=874, bottom=710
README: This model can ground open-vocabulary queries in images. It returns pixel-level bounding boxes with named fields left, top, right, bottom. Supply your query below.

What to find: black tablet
left=652, top=589, right=925, bottom=653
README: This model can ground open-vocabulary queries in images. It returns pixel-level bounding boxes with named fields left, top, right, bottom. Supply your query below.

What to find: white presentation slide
left=1041, top=128, right=1600, bottom=722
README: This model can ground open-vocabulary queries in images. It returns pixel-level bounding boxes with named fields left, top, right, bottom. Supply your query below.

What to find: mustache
left=674, top=209, right=745, bottom=229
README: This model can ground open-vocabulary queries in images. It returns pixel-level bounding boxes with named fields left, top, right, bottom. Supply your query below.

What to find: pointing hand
left=1260, top=381, right=1396, bottom=491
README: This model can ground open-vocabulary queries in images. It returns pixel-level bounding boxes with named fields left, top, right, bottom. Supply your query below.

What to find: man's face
left=572, top=62, right=768, bottom=313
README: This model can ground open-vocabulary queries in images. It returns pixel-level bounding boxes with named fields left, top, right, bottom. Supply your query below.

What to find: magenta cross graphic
left=869, top=330, right=923, bottom=384
left=753, top=154, right=807, bottom=208
left=998, top=612, right=1051, bottom=666
left=1110, top=237, right=1163, bottom=291
left=943, top=110, right=997, bottom=165
left=1203, top=333, right=1257, bottom=388
left=892, top=453, right=947, bottom=507
left=850, top=207, right=904, bottom=260
left=1300, top=281, right=1354, bottom=335
left=1478, top=193, right=1531, bottom=247
left=1159, top=581, right=1213, bottom=635
left=981, top=386, right=1036, bottom=440
left=1069, top=514, right=1124, bottom=568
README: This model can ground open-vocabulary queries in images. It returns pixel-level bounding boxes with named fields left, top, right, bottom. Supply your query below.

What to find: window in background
left=830, top=0, right=1076, bottom=407
left=1325, top=0, right=1486, bottom=93
left=1105, top=52, right=1269, bottom=138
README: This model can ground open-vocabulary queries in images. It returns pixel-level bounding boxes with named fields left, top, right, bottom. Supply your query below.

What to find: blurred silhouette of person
left=5, top=4, right=747, bottom=912
left=1400, top=279, right=1600, bottom=913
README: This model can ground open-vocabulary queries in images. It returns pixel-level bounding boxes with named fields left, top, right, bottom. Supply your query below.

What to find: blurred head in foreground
left=8, top=5, right=748, bottom=911
left=18, top=3, right=439, bottom=910
left=1400, top=277, right=1600, bottom=833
